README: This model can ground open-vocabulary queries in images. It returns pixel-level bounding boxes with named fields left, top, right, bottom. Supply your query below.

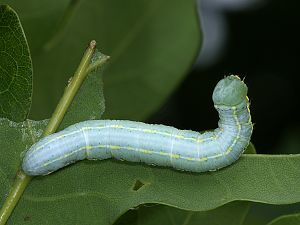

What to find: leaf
left=242, top=203, right=300, bottom=225
left=0, top=118, right=48, bottom=195
left=0, top=1, right=71, bottom=55
left=0, top=5, right=32, bottom=122
left=267, top=212, right=300, bottom=225
left=0, top=13, right=107, bottom=222
left=1, top=121, right=299, bottom=225
left=59, top=50, right=108, bottom=130
left=116, top=202, right=250, bottom=225
left=4, top=0, right=201, bottom=121
left=0, top=71, right=107, bottom=225
left=0, top=59, right=107, bottom=224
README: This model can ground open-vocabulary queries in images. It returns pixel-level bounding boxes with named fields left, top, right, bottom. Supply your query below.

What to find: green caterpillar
left=22, top=75, right=253, bottom=176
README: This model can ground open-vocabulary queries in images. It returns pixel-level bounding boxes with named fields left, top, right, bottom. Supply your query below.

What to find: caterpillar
left=22, top=75, right=253, bottom=176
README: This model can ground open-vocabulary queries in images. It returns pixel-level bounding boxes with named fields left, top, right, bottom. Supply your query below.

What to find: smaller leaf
left=59, top=49, right=108, bottom=130
left=0, top=5, right=32, bottom=122
left=267, top=212, right=300, bottom=225
left=116, top=202, right=250, bottom=225
left=242, top=202, right=300, bottom=225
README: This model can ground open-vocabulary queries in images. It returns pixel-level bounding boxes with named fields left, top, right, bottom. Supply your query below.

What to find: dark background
left=149, top=0, right=300, bottom=154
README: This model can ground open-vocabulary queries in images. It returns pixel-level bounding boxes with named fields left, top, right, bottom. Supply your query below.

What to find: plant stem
left=0, top=172, right=31, bottom=224
left=0, top=40, right=97, bottom=225
left=44, top=40, right=97, bottom=134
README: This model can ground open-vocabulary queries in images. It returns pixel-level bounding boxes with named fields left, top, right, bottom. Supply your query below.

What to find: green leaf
left=1, top=122, right=299, bottom=225
left=242, top=203, right=300, bottom=225
left=59, top=50, right=107, bottom=130
left=4, top=0, right=201, bottom=121
left=0, top=36, right=107, bottom=225
left=267, top=212, right=300, bottom=225
left=116, top=202, right=250, bottom=225
left=0, top=69, right=106, bottom=225
left=0, top=5, right=32, bottom=122
left=0, top=118, right=48, bottom=194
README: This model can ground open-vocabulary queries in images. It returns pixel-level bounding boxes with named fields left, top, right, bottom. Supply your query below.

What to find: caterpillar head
left=212, top=75, right=248, bottom=106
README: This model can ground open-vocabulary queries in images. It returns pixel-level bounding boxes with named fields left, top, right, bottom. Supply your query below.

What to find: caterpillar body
left=22, top=75, right=253, bottom=176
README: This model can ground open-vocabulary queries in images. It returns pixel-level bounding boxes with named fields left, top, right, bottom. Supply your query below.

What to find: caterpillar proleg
left=22, top=75, right=253, bottom=176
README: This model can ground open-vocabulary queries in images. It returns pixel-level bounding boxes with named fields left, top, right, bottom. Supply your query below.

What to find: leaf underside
left=0, top=5, right=32, bottom=122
